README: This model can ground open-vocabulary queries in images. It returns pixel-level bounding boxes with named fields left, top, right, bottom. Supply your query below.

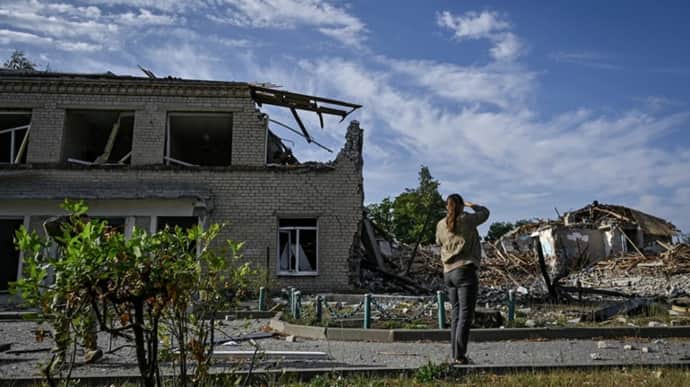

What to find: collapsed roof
left=564, top=201, right=679, bottom=237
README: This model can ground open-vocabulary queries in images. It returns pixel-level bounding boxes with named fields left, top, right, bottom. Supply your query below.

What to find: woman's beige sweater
left=435, top=204, right=490, bottom=273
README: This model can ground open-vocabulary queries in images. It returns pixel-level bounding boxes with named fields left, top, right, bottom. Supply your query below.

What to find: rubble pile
left=359, top=202, right=686, bottom=300
left=480, top=243, right=541, bottom=291
left=360, top=242, right=445, bottom=294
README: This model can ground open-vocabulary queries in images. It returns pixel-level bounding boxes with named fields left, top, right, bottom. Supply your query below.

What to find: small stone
left=567, top=317, right=581, bottom=324
left=597, top=341, right=610, bottom=349
left=641, top=347, right=650, bottom=353
left=648, top=321, right=661, bottom=327
left=624, top=344, right=633, bottom=350
left=590, top=352, right=601, bottom=360
left=516, top=286, right=528, bottom=295
left=653, top=339, right=665, bottom=345
left=616, top=316, right=627, bottom=323
left=525, top=319, right=536, bottom=328
left=285, top=335, right=296, bottom=342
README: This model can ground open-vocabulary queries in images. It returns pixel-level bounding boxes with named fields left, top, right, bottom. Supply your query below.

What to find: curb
left=269, top=318, right=690, bottom=342
left=0, top=311, right=39, bottom=321
left=2, top=361, right=689, bottom=385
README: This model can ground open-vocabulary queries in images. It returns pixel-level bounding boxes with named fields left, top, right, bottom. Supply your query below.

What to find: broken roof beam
left=249, top=85, right=362, bottom=122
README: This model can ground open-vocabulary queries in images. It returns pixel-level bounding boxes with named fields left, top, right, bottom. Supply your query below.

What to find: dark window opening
left=0, top=219, right=23, bottom=292
left=266, top=130, right=298, bottom=165
left=63, top=110, right=134, bottom=165
left=157, top=216, right=198, bottom=252
left=157, top=216, right=198, bottom=232
left=278, top=219, right=317, bottom=274
left=0, top=111, right=31, bottom=164
left=91, top=217, right=126, bottom=234
left=166, top=113, right=232, bottom=166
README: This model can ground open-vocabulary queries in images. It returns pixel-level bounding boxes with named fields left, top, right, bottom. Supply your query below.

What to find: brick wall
left=0, top=76, right=363, bottom=292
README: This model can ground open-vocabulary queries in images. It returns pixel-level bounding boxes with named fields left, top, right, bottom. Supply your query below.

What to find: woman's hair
left=446, top=193, right=464, bottom=232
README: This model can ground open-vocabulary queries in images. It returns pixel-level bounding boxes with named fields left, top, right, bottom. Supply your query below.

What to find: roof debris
left=249, top=84, right=361, bottom=149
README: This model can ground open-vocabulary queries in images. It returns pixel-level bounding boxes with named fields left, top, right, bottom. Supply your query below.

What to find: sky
left=1, top=0, right=690, bottom=234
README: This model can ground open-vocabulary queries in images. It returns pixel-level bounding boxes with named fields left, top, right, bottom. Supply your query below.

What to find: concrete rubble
left=358, top=201, right=689, bottom=313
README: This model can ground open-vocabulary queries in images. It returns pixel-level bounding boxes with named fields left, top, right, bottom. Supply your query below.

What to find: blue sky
left=1, top=0, right=689, bottom=234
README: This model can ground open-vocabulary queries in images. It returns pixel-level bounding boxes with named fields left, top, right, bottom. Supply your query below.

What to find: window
left=156, top=216, right=199, bottom=232
left=91, top=217, right=126, bottom=234
left=278, top=219, right=318, bottom=275
left=0, top=111, right=31, bottom=164
left=63, top=110, right=134, bottom=165
left=165, top=113, right=233, bottom=166
left=156, top=216, right=199, bottom=252
left=0, top=219, right=23, bottom=292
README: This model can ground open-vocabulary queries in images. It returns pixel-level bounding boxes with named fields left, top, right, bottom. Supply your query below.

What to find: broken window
left=63, top=110, right=134, bottom=165
left=266, top=130, right=298, bottom=165
left=278, top=219, right=318, bottom=275
left=0, top=218, right=23, bottom=292
left=165, top=113, right=232, bottom=167
left=0, top=111, right=31, bottom=164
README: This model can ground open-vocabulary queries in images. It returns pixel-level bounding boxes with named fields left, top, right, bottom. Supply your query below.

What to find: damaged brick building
left=0, top=70, right=364, bottom=299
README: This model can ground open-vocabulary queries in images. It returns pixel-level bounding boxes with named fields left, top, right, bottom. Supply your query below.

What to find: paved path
left=2, top=319, right=690, bottom=379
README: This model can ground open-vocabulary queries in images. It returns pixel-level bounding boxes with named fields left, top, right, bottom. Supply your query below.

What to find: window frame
left=0, top=110, right=32, bottom=165
left=276, top=218, right=319, bottom=276
left=164, top=112, right=234, bottom=167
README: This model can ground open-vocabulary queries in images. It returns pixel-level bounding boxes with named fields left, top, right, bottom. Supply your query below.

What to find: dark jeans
left=444, top=266, right=479, bottom=360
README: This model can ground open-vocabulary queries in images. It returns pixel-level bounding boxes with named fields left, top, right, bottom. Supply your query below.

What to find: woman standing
left=435, top=194, right=489, bottom=364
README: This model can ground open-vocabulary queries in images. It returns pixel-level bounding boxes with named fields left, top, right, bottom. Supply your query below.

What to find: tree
left=366, top=196, right=394, bottom=235
left=367, top=166, right=445, bottom=244
left=12, top=200, right=255, bottom=387
left=486, top=221, right=514, bottom=242
left=485, top=219, right=532, bottom=242
left=3, top=50, right=36, bottom=71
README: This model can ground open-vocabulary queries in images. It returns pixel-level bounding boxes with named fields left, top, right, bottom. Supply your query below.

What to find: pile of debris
left=359, top=201, right=686, bottom=301
left=480, top=243, right=542, bottom=293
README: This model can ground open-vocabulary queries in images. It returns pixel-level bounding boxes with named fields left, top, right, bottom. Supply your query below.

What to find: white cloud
left=0, top=0, right=183, bottom=53
left=550, top=51, right=621, bottom=70
left=250, top=55, right=690, bottom=231
left=0, top=29, right=101, bottom=52
left=436, top=10, right=509, bottom=40
left=212, top=0, right=367, bottom=47
left=381, top=57, right=533, bottom=109
left=437, top=10, right=523, bottom=61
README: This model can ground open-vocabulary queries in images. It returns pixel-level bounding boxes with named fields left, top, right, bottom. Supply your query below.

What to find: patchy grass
left=18, top=367, right=690, bottom=386
left=282, top=367, right=690, bottom=387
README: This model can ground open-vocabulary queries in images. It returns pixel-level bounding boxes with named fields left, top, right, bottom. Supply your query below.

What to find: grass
left=282, top=367, right=690, bottom=387
left=19, top=367, right=690, bottom=386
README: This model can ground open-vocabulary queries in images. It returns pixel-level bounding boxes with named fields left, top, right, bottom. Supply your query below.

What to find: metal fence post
left=437, top=290, right=446, bottom=329
left=363, top=294, right=371, bottom=329
left=508, top=290, right=515, bottom=322
left=294, top=291, right=301, bottom=320
left=315, top=295, right=323, bottom=323
left=289, top=287, right=295, bottom=318
left=258, top=286, right=266, bottom=312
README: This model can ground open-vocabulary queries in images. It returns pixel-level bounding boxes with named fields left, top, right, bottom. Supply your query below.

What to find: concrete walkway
left=2, top=319, right=690, bottom=380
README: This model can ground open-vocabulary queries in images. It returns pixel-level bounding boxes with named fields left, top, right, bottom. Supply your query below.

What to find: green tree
left=486, top=221, right=514, bottom=242
left=392, top=166, right=446, bottom=244
left=485, top=219, right=532, bottom=241
left=367, top=166, right=445, bottom=244
left=12, top=200, right=255, bottom=387
left=3, top=49, right=36, bottom=71
left=366, top=196, right=394, bottom=235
